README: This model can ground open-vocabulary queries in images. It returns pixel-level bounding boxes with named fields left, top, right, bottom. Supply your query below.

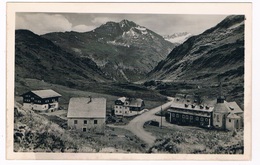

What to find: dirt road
left=110, top=97, right=174, bottom=146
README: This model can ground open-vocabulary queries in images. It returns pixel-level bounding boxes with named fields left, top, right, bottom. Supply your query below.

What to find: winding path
left=109, top=97, right=174, bottom=146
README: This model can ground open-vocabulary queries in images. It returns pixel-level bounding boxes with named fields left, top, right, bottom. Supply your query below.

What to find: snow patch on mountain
left=228, top=21, right=244, bottom=30
left=107, top=40, right=130, bottom=47
left=164, top=32, right=193, bottom=44
left=135, top=26, right=148, bottom=35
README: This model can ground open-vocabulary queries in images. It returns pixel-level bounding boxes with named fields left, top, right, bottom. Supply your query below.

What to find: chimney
left=88, top=96, right=92, bottom=103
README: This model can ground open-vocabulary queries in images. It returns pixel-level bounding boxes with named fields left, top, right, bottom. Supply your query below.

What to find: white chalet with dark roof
left=67, top=97, right=106, bottom=132
left=21, top=89, right=61, bottom=112
left=114, top=97, right=145, bottom=117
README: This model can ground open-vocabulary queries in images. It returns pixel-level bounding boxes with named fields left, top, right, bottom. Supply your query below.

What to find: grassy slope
left=15, top=78, right=167, bottom=111
left=144, top=125, right=244, bottom=154
left=14, top=103, right=146, bottom=153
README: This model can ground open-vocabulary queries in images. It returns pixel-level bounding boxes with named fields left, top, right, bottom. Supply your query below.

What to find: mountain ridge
left=146, top=15, right=244, bottom=106
left=42, top=19, right=176, bottom=82
left=15, top=29, right=111, bottom=88
left=149, top=15, right=244, bottom=81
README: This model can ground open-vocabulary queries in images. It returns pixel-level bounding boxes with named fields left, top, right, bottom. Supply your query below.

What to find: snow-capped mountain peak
left=163, top=32, right=193, bottom=44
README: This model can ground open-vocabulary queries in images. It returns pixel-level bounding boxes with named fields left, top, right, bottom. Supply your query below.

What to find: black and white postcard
left=6, top=2, right=252, bottom=160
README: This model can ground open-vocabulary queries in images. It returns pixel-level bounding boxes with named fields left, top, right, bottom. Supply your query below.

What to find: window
left=84, top=120, right=87, bottom=124
left=200, top=117, right=204, bottom=122
left=83, top=128, right=87, bottom=132
left=119, top=111, right=121, bottom=113
left=190, top=116, right=193, bottom=120
left=176, top=114, right=179, bottom=118
left=196, top=117, right=199, bottom=121
left=182, top=115, right=185, bottom=118
left=214, top=114, right=216, bottom=118
left=116, top=106, right=118, bottom=108
left=74, top=120, right=78, bottom=124
left=205, top=118, right=208, bottom=122
left=217, top=115, right=220, bottom=122
left=172, top=113, right=175, bottom=117
left=229, top=119, right=231, bottom=122
left=120, top=106, right=122, bottom=109
left=186, top=115, right=189, bottom=119
left=116, top=110, right=118, bottom=113
left=125, top=111, right=127, bottom=114
left=94, top=120, right=98, bottom=124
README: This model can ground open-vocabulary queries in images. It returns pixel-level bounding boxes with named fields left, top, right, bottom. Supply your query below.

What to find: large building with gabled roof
left=21, top=89, right=61, bottom=112
left=67, top=97, right=106, bottom=132
left=165, top=94, right=243, bottom=131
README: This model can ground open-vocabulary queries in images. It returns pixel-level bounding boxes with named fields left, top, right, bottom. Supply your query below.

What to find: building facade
left=165, top=94, right=243, bottom=131
left=21, top=89, right=61, bottom=112
left=165, top=100, right=214, bottom=128
left=67, top=97, right=106, bottom=132
left=114, top=97, right=145, bottom=117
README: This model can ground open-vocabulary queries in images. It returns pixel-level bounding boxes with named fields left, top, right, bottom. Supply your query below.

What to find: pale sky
left=16, top=13, right=228, bottom=36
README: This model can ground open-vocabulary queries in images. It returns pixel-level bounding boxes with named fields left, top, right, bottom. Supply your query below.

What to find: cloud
left=16, top=13, right=73, bottom=35
left=72, top=24, right=96, bottom=32
left=92, top=17, right=112, bottom=24
left=15, top=13, right=227, bottom=36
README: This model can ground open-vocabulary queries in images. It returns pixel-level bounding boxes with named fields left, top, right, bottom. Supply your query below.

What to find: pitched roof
left=214, top=101, right=230, bottom=113
left=22, top=89, right=61, bottom=98
left=67, top=97, right=106, bottom=118
left=118, top=97, right=126, bottom=102
left=170, top=101, right=214, bottom=112
left=227, top=112, right=240, bottom=119
left=214, top=101, right=243, bottom=114
left=128, top=98, right=144, bottom=107
left=228, top=102, right=243, bottom=113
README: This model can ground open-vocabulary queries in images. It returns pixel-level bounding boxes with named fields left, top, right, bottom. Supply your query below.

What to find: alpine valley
left=15, top=16, right=245, bottom=106
left=14, top=15, right=246, bottom=153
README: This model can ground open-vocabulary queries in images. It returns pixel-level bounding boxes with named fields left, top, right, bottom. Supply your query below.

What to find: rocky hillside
left=149, top=15, right=244, bottom=84
left=15, top=29, right=111, bottom=87
left=42, top=20, right=176, bottom=82
left=147, top=15, right=245, bottom=106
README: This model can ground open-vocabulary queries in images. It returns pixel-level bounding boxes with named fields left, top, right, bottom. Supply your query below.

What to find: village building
left=21, top=89, right=61, bottom=112
left=165, top=96, right=214, bottom=128
left=213, top=96, right=243, bottom=130
left=67, top=97, right=106, bottom=132
left=114, top=97, right=145, bottom=117
left=165, top=94, right=244, bottom=131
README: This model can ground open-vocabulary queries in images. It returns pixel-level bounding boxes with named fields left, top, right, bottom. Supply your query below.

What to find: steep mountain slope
left=147, top=15, right=245, bottom=107
left=163, top=32, right=193, bottom=44
left=42, top=20, right=176, bottom=82
left=15, top=29, right=111, bottom=87
left=149, top=15, right=244, bottom=83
